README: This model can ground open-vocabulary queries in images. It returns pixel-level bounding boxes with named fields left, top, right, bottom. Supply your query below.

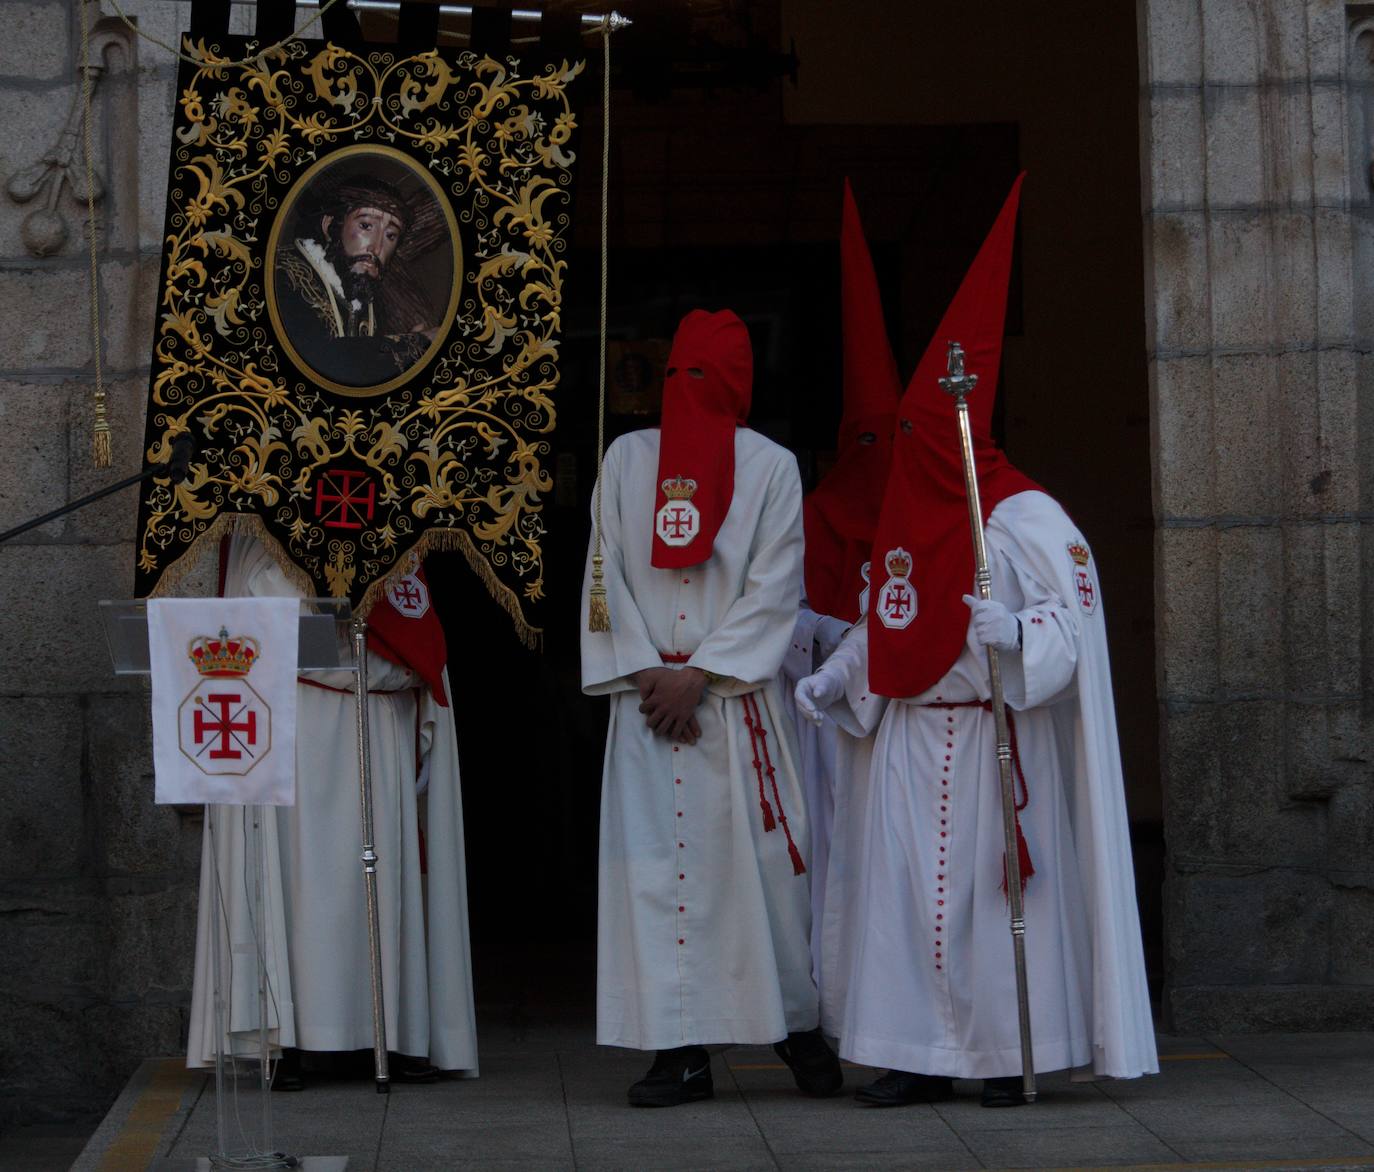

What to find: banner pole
left=351, top=616, right=390, bottom=1093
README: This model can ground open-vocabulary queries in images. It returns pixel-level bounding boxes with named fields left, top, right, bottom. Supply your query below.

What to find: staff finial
left=938, top=340, right=979, bottom=403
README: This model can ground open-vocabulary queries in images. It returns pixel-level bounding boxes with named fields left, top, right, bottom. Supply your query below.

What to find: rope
left=104, top=0, right=345, bottom=69
left=79, top=0, right=110, bottom=468
left=586, top=14, right=612, bottom=632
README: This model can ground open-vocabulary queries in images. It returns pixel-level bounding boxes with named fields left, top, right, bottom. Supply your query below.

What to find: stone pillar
left=1140, top=0, right=1374, bottom=1030
left=0, top=0, right=212, bottom=1125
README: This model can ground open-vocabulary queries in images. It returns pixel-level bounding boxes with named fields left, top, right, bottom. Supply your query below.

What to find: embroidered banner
left=148, top=597, right=299, bottom=805
left=132, top=36, right=584, bottom=645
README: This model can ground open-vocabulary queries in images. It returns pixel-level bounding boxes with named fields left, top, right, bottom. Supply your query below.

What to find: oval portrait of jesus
left=267, top=145, right=460, bottom=397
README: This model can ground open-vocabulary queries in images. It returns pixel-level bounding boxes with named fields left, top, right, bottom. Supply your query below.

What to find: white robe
left=778, top=606, right=845, bottom=992
left=581, top=428, right=818, bottom=1050
left=187, top=536, right=478, bottom=1074
left=822, top=491, right=1157, bottom=1080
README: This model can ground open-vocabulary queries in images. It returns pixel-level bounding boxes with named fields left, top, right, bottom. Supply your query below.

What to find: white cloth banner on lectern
left=148, top=597, right=298, bottom=805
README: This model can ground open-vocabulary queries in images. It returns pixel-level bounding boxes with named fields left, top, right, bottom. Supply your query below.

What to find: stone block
left=1315, top=522, right=1362, bottom=696
left=1165, top=700, right=1325, bottom=867
left=0, top=379, right=75, bottom=530
left=0, top=1000, right=113, bottom=1122
left=1151, top=356, right=1214, bottom=519
left=1331, top=885, right=1374, bottom=984
left=1323, top=769, right=1374, bottom=878
left=1145, top=91, right=1206, bottom=212
left=87, top=693, right=198, bottom=877
left=1199, top=1, right=1312, bottom=84
left=99, top=256, right=160, bottom=373
left=0, top=262, right=97, bottom=372
left=1200, top=1, right=1262, bottom=85
left=0, top=2, right=71, bottom=83
left=1267, top=211, right=1318, bottom=345
left=1146, top=212, right=1211, bottom=353
left=1203, top=86, right=1266, bottom=208
left=1167, top=869, right=1330, bottom=985
left=1349, top=212, right=1374, bottom=348
left=1207, top=212, right=1271, bottom=350
left=1313, top=207, right=1355, bottom=343
left=122, top=0, right=190, bottom=73
left=105, top=885, right=197, bottom=1001
left=78, top=1002, right=186, bottom=1096
left=1167, top=983, right=1374, bottom=1032
left=1307, top=0, right=1348, bottom=82
left=1309, top=82, right=1349, bottom=208
left=1156, top=526, right=1218, bottom=697
left=1210, top=352, right=1280, bottom=514
left=1310, top=349, right=1360, bottom=512
left=0, top=542, right=144, bottom=695
left=1278, top=523, right=1331, bottom=698
left=1141, top=0, right=1203, bottom=87
left=1216, top=526, right=1283, bottom=691
left=0, top=696, right=86, bottom=878
left=64, top=377, right=150, bottom=547
left=0, top=892, right=107, bottom=1004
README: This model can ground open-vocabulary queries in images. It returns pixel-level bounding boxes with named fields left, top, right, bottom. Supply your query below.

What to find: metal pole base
left=376, top=1078, right=390, bottom=1095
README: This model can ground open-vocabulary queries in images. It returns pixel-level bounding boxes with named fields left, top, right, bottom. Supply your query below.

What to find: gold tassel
left=588, top=553, right=611, bottom=632
left=92, top=389, right=111, bottom=468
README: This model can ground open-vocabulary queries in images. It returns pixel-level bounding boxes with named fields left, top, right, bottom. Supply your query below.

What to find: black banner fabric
left=134, top=35, right=584, bottom=644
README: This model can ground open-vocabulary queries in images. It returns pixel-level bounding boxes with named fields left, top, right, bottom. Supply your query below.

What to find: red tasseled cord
left=746, top=693, right=805, bottom=876
left=742, top=696, right=776, bottom=830
left=1000, top=812, right=1034, bottom=899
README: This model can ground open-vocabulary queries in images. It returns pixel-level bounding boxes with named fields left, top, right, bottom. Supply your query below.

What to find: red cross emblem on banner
left=178, top=680, right=271, bottom=775
left=876, top=547, right=918, bottom=630
left=314, top=470, right=376, bottom=530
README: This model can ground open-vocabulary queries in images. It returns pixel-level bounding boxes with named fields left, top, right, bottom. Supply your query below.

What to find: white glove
left=795, top=670, right=844, bottom=726
left=962, top=594, right=1020, bottom=653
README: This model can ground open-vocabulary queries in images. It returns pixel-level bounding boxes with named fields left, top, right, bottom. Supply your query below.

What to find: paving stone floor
left=57, top=1014, right=1374, bottom=1170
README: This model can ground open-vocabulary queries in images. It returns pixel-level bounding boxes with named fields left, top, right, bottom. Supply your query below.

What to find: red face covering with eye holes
left=803, top=179, right=902, bottom=623
left=651, top=309, right=753, bottom=569
left=867, top=173, right=1040, bottom=700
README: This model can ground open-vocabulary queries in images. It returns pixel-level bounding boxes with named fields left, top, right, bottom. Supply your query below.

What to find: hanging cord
left=79, top=0, right=110, bottom=468
left=586, top=14, right=613, bottom=632
left=104, top=0, right=346, bottom=69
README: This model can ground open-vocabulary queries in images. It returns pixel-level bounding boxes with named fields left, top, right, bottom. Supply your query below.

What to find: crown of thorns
left=313, top=175, right=448, bottom=261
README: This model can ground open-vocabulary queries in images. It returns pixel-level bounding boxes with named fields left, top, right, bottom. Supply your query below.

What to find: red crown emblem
left=1067, top=542, right=1091, bottom=567
left=188, top=627, right=260, bottom=677
left=884, top=547, right=912, bottom=578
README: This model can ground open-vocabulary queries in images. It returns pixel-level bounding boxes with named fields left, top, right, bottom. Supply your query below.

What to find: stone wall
left=0, top=0, right=217, bottom=1125
left=1140, top=0, right=1374, bottom=1031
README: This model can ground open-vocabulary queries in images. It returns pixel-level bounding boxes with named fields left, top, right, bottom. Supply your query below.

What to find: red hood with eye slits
left=650, top=309, right=753, bottom=569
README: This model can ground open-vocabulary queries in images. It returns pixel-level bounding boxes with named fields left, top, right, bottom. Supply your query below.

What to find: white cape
left=186, top=537, right=478, bottom=1074
left=824, top=491, right=1156, bottom=1079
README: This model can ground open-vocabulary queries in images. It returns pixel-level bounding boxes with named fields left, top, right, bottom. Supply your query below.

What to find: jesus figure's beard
left=326, top=240, right=385, bottom=307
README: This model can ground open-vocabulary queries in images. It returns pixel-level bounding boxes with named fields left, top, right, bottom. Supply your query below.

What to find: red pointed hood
left=803, top=180, right=902, bottom=622
left=868, top=174, right=1040, bottom=698
left=651, top=309, right=752, bottom=569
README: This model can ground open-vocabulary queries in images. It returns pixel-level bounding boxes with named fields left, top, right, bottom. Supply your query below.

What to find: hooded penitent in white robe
left=581, top=428, right=818, bottom=1050
left=186, top=536, right=478, bottom=1074
left=819, top=492, right=1157, bottom=1080
left=778, top=605, right=848, bottom=993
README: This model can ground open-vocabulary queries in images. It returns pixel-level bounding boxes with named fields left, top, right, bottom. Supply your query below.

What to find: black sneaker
left=773, top=1029, right=843, bottom=1097
left=981, top=1075, right=1027, bottom=1108
left=627, top=1046, right=714, bottom=1108
left=854, top=1069, right=953, bottom=1106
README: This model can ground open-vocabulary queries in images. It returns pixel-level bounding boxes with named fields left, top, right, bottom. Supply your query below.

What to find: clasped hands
left=633, top=666, right=707, bottom=745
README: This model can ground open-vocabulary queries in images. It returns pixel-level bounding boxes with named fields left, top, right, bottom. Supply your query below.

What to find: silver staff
left=939, top=340, right=1036, bottom=1105
left=352, top=616, right=390, bottom=1093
